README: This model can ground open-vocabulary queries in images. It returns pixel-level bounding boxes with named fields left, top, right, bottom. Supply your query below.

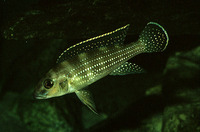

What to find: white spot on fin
left=139, top=22, right=169, bottom=53
left=109, top=62, right=145, bottom=75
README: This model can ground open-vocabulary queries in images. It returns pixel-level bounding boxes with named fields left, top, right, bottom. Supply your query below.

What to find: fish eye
left=44, top=79, right=54, bottom=89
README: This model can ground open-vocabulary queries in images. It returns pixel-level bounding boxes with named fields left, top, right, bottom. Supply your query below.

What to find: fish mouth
left=34, top=95, right=46, bottom=99
left=34, top=93, right=47, bottom=99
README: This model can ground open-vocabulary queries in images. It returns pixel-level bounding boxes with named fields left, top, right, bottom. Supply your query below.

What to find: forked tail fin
left=139, top=22, right=169, bottom=53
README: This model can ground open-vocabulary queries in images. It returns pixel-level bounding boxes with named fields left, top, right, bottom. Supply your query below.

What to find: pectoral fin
left=75, top=89, right=98, bottom=114
left=109, top=62, right=145, bottom=75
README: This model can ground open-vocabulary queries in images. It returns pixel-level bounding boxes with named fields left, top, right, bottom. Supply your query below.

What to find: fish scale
left=34, top=22, right=169, bottom=114
left=65, top=41, right=145, bottom=90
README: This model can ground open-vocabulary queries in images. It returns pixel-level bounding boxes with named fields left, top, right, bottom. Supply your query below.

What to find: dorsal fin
left=56, top=24, right=130, bottom=63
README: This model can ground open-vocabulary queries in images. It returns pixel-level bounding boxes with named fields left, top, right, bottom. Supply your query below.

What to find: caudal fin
left=139, top=22, right=169, bottom=53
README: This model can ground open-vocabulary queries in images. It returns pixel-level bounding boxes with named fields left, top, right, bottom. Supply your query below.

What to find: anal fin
left=109, top=62, right=145, bottom=75
left=75, top=89, right=98, bottom=114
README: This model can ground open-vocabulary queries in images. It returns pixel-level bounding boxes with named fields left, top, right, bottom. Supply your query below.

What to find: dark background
left=0, top=0, right=200, bottom=132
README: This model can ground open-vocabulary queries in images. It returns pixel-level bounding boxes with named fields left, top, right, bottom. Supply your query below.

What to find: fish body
left=34, top=22, right=169, bottom=113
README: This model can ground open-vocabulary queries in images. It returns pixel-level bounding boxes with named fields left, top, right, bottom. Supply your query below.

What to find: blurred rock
left=162, top=46, right=200, bottom=132
left=163, top=46, right=200, bottom=99
left=0, top=92, right=27, bottom=132
left=145, top=84, right=162, bottom=96
left=137, top=114, right=163, bottom=132
left=0, top=92, right=74, bottom=132
left=163, top=103, right=200, bottom=132
left=2, top=0, right=200, bottom=40
left=21, top=100, right=72, bottom=132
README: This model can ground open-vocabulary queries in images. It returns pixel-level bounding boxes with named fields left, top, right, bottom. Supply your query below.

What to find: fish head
left=34, top=68, right=69, bottom=99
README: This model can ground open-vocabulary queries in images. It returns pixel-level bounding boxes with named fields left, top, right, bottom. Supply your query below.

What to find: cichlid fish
left=34, top=22, right=169, bottom=114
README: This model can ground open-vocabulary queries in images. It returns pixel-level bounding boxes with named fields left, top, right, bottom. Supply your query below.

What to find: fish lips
left=33, top=91, right=47, bottom=99
left=34, top=95, right=46, bottom=99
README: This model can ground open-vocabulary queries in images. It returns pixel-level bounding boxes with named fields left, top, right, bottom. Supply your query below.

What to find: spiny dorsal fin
left=56, top=24, right=130, bottom=63
left=109, top=62, right=145, bottom=75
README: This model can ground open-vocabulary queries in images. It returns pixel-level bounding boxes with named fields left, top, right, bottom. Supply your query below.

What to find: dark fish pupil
left=44, top=79, right=54, bottom=89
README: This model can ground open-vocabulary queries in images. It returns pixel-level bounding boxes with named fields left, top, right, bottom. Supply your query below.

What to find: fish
left=34, top=22, right=169, bottom=114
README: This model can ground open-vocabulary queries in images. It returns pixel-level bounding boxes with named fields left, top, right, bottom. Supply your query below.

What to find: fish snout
left=34, top=89, right=48, bottom=99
